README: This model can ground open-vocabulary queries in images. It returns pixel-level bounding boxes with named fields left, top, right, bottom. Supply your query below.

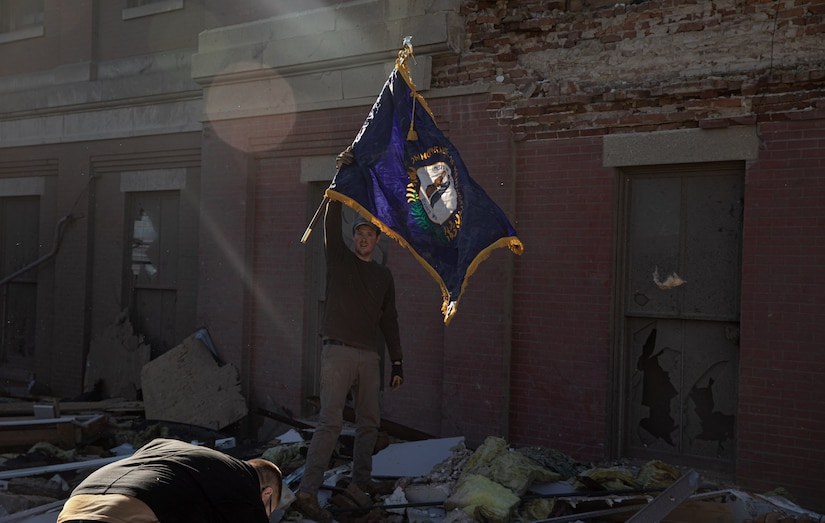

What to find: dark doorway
left=617, top=162, right=744, bottom=471
left=0, top=195, right=40, bottom=392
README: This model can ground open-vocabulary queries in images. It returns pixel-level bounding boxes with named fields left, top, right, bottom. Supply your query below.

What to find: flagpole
left=300, top=196, right=329, bottom=244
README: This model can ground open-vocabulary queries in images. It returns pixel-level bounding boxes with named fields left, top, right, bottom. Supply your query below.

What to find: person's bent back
left=58, top=438, right=281, bottom=523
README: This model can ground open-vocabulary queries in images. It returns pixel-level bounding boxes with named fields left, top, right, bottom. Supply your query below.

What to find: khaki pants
left=299, top=343, right=381, bottom=494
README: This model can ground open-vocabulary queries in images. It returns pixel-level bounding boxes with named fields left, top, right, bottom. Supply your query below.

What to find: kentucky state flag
left=327, top=43, right=523, bottom=325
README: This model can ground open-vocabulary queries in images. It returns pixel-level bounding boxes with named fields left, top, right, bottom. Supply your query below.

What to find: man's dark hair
left=248, top=459, right=283, bottom=510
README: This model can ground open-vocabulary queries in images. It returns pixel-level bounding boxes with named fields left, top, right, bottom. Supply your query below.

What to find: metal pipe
left=0, top=214, right=72, bottom=287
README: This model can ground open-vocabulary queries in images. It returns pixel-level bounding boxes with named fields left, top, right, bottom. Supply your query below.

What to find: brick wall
left=435, top=0, right=825, bottom=137
left=248, top=153, right=308, bottom=410
left=509, top=135, right=614, bottom=459
left=738, top=119, right=825, bottom=507
left=196, top=125, right=254, bottom=376
left=420, top=0, right=825, bottom=511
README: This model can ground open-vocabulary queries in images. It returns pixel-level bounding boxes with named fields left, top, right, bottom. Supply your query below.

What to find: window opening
left=0, top=0, right=43, bottom=34
left=127, top=191, right=179, bottom=357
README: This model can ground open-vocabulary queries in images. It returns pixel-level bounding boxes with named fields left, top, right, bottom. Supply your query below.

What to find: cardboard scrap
left=140, top=331, right=247, bottom=430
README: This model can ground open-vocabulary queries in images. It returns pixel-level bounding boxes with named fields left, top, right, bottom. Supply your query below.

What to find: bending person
left=57, top=437, right=282, bottom=523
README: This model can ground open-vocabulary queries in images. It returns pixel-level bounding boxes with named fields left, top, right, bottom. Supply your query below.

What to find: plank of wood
left=0, top=399, right=144, bottom=417
left=0, top=417, right=76, bottom=449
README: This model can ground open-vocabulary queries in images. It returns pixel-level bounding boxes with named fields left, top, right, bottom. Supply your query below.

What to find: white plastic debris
left=275, top=429, right=304, bottom=444
left=384, top=486, right=408, bottom=515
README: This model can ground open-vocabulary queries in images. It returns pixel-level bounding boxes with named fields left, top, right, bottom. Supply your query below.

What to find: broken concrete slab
left=84, top=311, right=150, bottom=401
left=371, top=436, right=465, bottom=478
left=140, top=330, right=247, bottom=430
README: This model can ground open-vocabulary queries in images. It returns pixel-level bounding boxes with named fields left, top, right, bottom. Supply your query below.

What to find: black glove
left=390, top=361, right=404, bottom=391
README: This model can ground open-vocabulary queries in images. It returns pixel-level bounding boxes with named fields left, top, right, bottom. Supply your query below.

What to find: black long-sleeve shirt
left=320, top=200, right=402, bottom=362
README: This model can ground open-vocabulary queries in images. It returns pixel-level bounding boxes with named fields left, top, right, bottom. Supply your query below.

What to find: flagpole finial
left=396, top=36, right=419, bottom=140
left=397, top=36, right=414, bottom=68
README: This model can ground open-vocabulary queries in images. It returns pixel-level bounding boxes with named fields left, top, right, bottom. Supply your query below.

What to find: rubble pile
left=266, top=431, right=823, bottom=523
left=0, top=401, right=823, bottom=523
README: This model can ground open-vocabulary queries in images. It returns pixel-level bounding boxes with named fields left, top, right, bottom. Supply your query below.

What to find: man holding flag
left=294, top=160, right=405, bottom=521
left=295, top=37, right=522, bottom=520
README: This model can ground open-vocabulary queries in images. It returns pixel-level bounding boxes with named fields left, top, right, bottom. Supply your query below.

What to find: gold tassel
left=397, top=38, right=419, bottom=141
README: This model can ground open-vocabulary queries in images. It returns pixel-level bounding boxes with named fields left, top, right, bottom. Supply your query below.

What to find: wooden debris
left=0, top=399, right=143, bottom=418
left=0, top=418, right=75, bottom=450
left=0, top=413, right=110, bottom=451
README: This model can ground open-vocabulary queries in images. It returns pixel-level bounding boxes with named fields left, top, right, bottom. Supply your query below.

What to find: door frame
left=609, top=161, right=744, bottom=473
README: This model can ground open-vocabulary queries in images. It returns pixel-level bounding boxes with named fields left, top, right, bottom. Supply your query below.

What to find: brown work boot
left=353, top=479, right=395, bottom=497
left=293, top=490, right=333, bottom=523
